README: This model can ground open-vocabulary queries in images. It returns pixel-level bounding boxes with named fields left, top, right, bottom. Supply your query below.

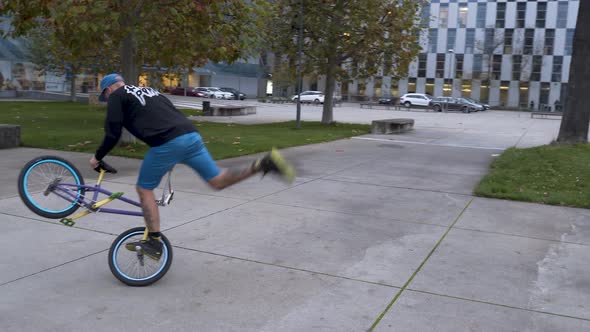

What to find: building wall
left=337, top=0, right=579, bottom=108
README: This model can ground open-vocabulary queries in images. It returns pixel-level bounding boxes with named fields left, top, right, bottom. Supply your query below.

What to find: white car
left=202, top=87, right=234, bottom=99
left=399, top=93, right=433, bottom=107
left=291, top=91, right=325, bottom=104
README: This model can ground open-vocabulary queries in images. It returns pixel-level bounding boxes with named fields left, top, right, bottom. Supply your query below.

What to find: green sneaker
left=125, top=236, right=163, bottom=261
left=254, top=148, right=296, bottom=183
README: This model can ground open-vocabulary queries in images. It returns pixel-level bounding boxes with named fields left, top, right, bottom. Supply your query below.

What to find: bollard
left=203, top=101, right=211, bottom=115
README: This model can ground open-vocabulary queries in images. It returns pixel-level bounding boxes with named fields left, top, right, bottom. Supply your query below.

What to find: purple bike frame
left=52, top=182, right=143, bottom=217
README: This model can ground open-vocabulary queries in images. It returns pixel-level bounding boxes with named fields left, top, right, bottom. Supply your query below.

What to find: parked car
left=219, top=87, right=246, bottom=100
left=399, top=93, right=432, bottom=107
left=378, top=96, right=398, bottom=105
left=201, top=87, right=234, bottom=99
left=464, top=97, right=490, bottom=110
left=291, top=90, right=325, bottom=104
left=170, top=86, right=205, bottom=97
left=429, top=97, right=481, bottom=113
left=193, top=87, right=212, bottom=97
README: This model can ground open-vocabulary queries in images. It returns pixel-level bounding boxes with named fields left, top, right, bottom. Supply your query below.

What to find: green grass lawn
left=475, top=144, right=590, bottom=209
left=0, top=102, right=370, bottom=160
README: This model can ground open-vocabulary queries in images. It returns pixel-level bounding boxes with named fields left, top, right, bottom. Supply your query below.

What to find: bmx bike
left=17, top=155, right=174, bottom=286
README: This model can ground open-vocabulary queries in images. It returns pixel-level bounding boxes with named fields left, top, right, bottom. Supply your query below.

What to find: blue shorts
left=137, top=132, right=220, bottom=190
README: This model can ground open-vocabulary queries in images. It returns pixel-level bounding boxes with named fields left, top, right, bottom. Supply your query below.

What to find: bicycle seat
left=95, top=160, right=118, bottom=174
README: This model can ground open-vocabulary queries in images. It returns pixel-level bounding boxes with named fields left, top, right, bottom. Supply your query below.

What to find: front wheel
left=18, top=156, right=85, bottom=219
left=108, top=227, right=173, bottom=286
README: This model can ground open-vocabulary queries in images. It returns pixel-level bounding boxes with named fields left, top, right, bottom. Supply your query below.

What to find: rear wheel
left=404, top=101, right=411, bottom=108
left=109, top=227, right=173, bottom=286
left=18, top=156, right=85, bottom=219
left=313, top=99, right=321, bottom=105
left=462, top=106, right=470, bottom=113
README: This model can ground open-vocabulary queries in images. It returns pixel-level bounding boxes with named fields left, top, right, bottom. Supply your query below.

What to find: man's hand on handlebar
left=90, top=156, right=118, bottom=174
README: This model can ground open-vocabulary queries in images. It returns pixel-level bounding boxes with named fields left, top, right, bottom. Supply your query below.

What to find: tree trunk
left=69, top=72, right=77, bottom=102
left=321, top=59, right=338, bottom=124
left=119, top=5, right=140, bottom=144
left=68, top=65, right=79, bottom=102
left=557, top=0, right=590, bottom=143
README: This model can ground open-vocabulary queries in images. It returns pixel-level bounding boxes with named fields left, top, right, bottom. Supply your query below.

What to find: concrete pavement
left=1, top=105, right=589, bottom=331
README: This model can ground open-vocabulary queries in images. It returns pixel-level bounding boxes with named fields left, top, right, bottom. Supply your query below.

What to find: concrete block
left=0, top=124, right=20, bottom=148
left=371, top=118, right=414, bottom=134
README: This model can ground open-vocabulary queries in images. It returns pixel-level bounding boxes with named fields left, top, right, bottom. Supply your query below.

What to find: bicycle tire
left=17, top=156, right=85, bottom=219
left=108, top=227, right=173, bottom=286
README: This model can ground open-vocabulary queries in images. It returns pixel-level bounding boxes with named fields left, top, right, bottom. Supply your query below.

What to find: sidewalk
left=1, top=129, right=588, bottom=331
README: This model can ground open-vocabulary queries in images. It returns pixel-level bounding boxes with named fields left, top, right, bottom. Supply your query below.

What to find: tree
left=1, top=0, right=269, bottom=143
left=557, top=0, right=590, bottom=143
left=267, top=0, right=425, bottom=124
left=26, top=26, right=109, bottom=101
left=0, top=0, right=269, bottom=85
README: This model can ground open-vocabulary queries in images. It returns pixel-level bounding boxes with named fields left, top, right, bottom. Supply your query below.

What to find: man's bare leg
left=208, top=165, right=257, bottom=190
left=136, top=186, right=160, bottom=232
left=207, top=148, right=295, bottom=190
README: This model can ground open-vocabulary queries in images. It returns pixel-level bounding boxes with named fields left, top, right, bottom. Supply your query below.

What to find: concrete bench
left=371, top=118, right=414, bottom=134
left=530, top=111, right=563, bottom=119
left=210, top=105, right=257, bottom=116
left=0, top=124, right=21, bottom=148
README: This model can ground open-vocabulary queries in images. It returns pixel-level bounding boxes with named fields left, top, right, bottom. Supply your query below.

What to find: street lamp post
left=445, top=49, right=454, bottom=112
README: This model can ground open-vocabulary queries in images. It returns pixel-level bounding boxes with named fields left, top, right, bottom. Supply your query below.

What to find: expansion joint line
left=367, top=198, right=474, bottom=331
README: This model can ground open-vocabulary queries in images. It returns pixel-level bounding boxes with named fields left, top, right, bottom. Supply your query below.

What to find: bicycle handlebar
left=94, top=160, right=118, bottom=174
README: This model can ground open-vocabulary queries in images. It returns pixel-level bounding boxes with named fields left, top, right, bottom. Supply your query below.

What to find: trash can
left=203, top=101, right=211, bottom=115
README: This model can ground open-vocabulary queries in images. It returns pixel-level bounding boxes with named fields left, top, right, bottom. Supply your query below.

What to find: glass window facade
left=447, top=29, right=456, bottom=51
left=557, top=2, right=568, bottom=29
left=465, top=29, right=475, bottom=54
left=439, top=4, right=449, bottom=28
left=544, top=29, right=554, bottom=55
left=512, top=55, right=522, bottom=81
left=500, top=81, right=510, bottom=106
left=496, top=3, right=506, bottom=28
left=492, top=55, right=502, bottom=80
left=524, top=29, right=535, bottom=55
left=536, top=2, right=547, bottom=28
left=566, top=29, right=574, bottom=55
left=418, top=54, right=427, bottom=77
left=429, top=29, right=438, bottom=53
left=436, top=54, right=445, bottom=78
left=520, top=82, right=530, bottom=108
left=473, top=54, right=483, bottom=80
left=455, top=54, right=464, bottom=79
left=458, top=4, right=468, bottom=28
left=531, top=55, right=543, bottom=81
left=504, top=29, right=513, bottom=54
left=517, top=3, right=526, bottom=28
left=552, top=56, right=563, bottom=82
left=477, top=3, right=486, bottom=28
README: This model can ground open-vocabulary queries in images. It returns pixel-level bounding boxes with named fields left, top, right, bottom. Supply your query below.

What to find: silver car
left=399, top=93, right=433, bottom=107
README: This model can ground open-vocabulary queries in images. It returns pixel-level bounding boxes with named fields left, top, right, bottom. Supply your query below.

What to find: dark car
left=219, top=87, right=246, bottom=100
left=464, top=97, right=490, bottom=110
left=169, top=87, right=207, bottom=97
left=378, top=96, right=398, bottom=105
left=429, top=97, right=480, bottom=113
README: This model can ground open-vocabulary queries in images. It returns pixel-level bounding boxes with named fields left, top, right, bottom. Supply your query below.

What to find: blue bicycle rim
left=23, top=159, right=82, bottom=214
left=112, top=231, right=168, bottom=282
